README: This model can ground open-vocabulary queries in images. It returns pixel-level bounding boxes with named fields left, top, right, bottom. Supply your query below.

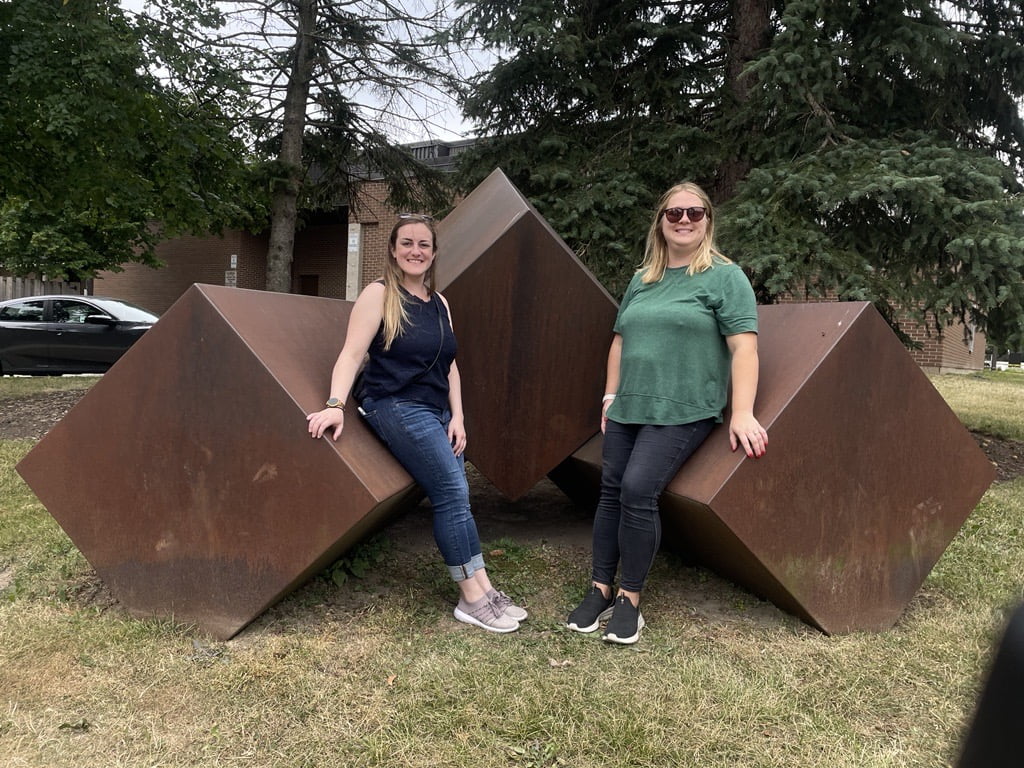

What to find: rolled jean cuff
left=448, top=553, right=486, bottom=582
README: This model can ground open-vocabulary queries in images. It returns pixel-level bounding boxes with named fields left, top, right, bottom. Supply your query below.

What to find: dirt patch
left=971, top=431, right=1024, bottom=483
left=0, top=389, right=86, bottom=441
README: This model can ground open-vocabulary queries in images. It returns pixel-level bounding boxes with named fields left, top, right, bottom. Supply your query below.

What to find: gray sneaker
left=454, top=596, right=520, bottom=633
left=488, top=589, right=528, bottom=621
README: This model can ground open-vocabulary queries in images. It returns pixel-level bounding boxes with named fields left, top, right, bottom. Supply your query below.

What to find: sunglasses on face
left=398, top=212, right=435, bottom=223
left=661, top=206, right=707, bottom=224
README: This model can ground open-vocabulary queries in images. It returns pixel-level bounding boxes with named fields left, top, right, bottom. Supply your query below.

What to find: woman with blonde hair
left=307, top=213, right=526, bottom=633
left=567, top=183, right=768, bottom=644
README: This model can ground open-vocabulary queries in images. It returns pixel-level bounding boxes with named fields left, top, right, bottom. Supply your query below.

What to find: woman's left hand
left=448, top=415, right=467, bottom=457
left=307, top=407, right=345, bottom=441
left=729, top=411, right=767, bottom=458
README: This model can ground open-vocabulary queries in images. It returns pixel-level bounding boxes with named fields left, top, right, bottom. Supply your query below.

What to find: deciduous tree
left=0, top=0, right=258, bottom=280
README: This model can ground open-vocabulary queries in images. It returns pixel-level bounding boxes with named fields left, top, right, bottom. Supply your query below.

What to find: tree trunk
left=265, top=0, right=316, bottom=293
left=716, top=0, right=771, bottom=201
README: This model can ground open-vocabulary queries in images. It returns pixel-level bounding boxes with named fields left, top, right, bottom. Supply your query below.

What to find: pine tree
left=455, top=0, right=1024, bottom=344
left=724, top=0, right=1024, bottom=343
left=454, top=0, right=733, bottom=297
left=138, top=0, right=460, bottom=292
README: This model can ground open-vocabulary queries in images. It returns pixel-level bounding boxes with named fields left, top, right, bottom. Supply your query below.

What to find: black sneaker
left=601, top=595, right=645, bottom=645
left=566, top=585, right=614, bottom=633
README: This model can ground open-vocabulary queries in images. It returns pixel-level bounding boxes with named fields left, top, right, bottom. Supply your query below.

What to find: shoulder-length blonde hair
left=381, top=215, right=438, bottom=350
left=639, top=181, right=731, bottom=284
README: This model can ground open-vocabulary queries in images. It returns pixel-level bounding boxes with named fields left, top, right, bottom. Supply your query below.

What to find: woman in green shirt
left=567, top=182, right=768, bottom=644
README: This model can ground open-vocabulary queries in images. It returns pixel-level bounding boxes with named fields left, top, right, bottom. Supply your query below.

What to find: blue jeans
left=592, top=418, right=715, bottom=592
left=360, top=395, right=485, bottom=582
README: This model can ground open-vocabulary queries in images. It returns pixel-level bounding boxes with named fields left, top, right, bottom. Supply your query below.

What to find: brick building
left=93, top=140, right=473, bottom=314
left=901, top=316, right=986, bottom=373
left=92, top=138, right=984, bottom=372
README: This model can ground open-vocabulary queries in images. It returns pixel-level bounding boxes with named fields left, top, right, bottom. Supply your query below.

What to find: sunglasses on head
left=661, top=206, right=707, bottom=224
left=398, top=212, right=435, bottom=223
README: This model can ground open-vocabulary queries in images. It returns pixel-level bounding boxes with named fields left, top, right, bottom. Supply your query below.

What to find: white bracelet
left=602, top=393, right=616, bottom=403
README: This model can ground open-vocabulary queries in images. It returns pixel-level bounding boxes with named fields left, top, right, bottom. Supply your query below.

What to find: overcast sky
left=123, top=0, right=483, bottom=145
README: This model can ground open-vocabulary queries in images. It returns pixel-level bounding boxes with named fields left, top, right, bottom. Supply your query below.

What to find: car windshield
left=88, top=298, right=159, bottom=323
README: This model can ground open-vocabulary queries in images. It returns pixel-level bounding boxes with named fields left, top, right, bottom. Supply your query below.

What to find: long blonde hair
left=639, top=182, right=731, bottom=283
left=381, top=215, right=438, bottom=350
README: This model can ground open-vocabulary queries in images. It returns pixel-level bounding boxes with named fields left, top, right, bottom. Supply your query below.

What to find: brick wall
left=93, top=177, right=452, bottom=313
left=95, top=230, right=268, bottom=314
left=351, top=180, right=394, bottom=289
left=901, top=313, right=986, bottom=373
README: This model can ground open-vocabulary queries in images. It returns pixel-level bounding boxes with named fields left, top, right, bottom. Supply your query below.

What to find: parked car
left=0, top=295, right=159, bottom=375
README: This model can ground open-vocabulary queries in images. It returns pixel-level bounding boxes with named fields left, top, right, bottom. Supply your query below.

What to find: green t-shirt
left=606, top=260, right=758, bottom=426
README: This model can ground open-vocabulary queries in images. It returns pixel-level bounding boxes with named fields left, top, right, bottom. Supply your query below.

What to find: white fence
left=0, top=276, right=88, bottom=301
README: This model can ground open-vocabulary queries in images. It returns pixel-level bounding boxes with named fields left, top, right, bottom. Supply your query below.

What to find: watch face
left=326, top=398, right=342, bottom=408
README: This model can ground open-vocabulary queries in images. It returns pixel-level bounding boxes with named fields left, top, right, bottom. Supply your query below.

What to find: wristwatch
left=325, top=397, right=345, bottom=411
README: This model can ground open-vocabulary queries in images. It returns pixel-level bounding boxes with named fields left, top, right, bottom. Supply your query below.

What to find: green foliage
left=719, top=136, right=1024, bottom=341
left=0, top=0, right=261, bottom=279
left=454, top=0, right=1024, bottom=344
left=322, top=533, right=391, bottom=587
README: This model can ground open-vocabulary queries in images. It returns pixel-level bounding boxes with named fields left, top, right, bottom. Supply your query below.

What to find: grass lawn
left=0, top=373, right=1022, bottom=767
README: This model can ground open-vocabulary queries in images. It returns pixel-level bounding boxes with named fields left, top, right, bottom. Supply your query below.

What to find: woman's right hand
left=307, top=408, right=345, bottom=441
left=601, top=397, right=614, bottom=434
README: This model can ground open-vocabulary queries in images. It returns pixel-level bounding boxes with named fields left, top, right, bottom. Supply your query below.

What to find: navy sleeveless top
left=361, top=287, right=457, bottom=411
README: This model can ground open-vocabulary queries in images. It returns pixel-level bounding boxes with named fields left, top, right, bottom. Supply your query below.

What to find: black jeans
left=591, top=418, right=715, bottom=592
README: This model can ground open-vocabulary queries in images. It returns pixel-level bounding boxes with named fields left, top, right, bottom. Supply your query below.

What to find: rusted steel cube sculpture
left=16, top=166, right=994, bottom=637
left=551, top=302, right=995, bottom=633
left=434, top=169, right=619, bottom=499
left=17, top=284, right=420, bottom=639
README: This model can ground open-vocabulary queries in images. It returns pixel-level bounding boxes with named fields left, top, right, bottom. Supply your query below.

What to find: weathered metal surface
left=551, top=302, right=995, bottom=633
left=17, top=284, right=420, bottom=639
left=434, top=169, right=619, bottom=500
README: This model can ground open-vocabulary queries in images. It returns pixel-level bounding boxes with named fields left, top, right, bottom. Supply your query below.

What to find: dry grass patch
left=0, top=375, right=98, bottom=401
left=1, top=373, right=1022, bottom=766
left=930, top=371, right=1024, bottom=441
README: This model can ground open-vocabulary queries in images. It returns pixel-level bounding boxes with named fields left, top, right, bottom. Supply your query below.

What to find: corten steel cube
left=434, top=168, right=619, bottom=500
left=550, top=302, right=995, bottom=634
left=17, top=284, right=421, bottom=639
